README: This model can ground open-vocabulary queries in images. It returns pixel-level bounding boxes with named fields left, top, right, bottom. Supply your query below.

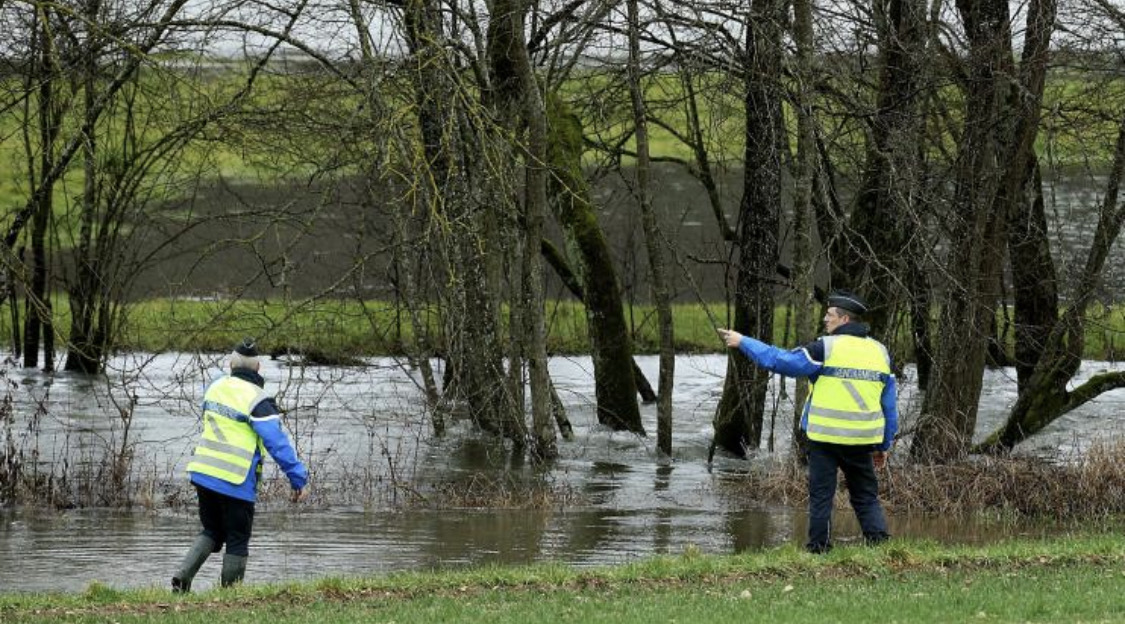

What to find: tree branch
left=1062, top=371, right=1125, bottom=414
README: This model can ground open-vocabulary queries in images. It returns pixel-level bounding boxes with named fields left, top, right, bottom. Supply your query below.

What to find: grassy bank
left=3, top=297, right=1123, bottom=362
left=3, top=535, right=1124, bottom=622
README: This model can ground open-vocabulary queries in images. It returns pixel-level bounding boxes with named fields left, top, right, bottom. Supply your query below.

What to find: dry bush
left=724, top=439, right=1125, bottom=520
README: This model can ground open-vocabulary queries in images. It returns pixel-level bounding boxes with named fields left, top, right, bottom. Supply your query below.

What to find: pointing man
left=719, top=290, right=897, bottom=553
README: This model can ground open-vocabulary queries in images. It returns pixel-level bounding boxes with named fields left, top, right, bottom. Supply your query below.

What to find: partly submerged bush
left=723, top=438, right=1125, bottom=520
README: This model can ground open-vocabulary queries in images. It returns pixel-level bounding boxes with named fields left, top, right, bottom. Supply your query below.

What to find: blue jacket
left=190, top=368, right=309, bottom=502
left=734, top=322, right=898, bottom=452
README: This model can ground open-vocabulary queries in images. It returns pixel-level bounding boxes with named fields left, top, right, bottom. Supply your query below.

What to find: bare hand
left=291, top=486, right=310, bottom=503
left=872, top=451, right=887, bottom=470
left=717, top=328, right=743, bottom=348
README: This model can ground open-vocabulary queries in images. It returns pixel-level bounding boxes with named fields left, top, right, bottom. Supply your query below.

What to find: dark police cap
left=827, top=290, right=868, bottom=315
left=234, top=337, right=259, bottom=358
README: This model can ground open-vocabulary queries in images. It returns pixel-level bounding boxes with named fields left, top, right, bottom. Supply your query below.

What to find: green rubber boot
left=172, top=535, right=217, bottom=593
left=220, top=553, right=248, bottom=587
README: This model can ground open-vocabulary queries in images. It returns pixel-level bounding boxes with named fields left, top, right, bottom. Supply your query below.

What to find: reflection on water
left=0, top=497, right=1066, bottom=593
left=0, top=353, right=1122, bottom=592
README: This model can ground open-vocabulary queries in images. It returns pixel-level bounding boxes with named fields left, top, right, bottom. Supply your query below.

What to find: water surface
left=1, top=353, right=1122, bottom=592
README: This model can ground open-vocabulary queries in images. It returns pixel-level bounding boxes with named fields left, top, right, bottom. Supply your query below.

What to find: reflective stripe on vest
left=186, top=376, right=268, bottom=484
left=806, top=334, right=889, bottom=445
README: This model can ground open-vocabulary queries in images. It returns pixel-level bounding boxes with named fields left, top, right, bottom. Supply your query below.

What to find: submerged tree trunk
left=6, top=256, right=18, bottom=359
left=908, top=242, right=935, bottom=390
left=404, top=0, right=515, bottom=436
left=914, top=0, right=1056, bottom=461
left=626, top=0, right=664, bottom=449
left=488, top=0, right=556, bottom=458
left=545, top=96, right=643, bottom=433
left=66, top=13, right=105, bottom=374
left=977, top=113, right=1125, bottom=452
left=1007, top=156, right=1058, bottom=392
left=23, top=196, right=50, bottom=371
left=790, top=0, right=818, bottom=460
left=912, top=0, right=1018, bottom=462
left=21, top=14, right=60, bottom=371
left=711, top=0, right=785, bottom=458
left=540, top=239, right=657, bottom=404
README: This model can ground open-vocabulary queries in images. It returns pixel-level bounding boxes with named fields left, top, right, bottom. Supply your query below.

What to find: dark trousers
left=196, top=484, right=256, bottom=556
left=806, top=441, right=889, bottom=553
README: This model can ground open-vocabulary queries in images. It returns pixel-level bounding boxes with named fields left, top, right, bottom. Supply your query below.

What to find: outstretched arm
left=717, top=329, right=821, bottom=377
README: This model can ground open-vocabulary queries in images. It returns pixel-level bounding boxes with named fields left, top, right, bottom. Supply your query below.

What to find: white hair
left=229, top=351, right=260, bottom=371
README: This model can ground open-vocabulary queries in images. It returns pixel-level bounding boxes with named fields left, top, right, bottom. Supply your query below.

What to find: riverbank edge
left=2, top=533, right=1122, bottom=619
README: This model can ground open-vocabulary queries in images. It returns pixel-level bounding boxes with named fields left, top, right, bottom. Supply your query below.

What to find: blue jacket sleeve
left=736, top=336, right=822, bottom=378
left=250, top=398, right=309, bottom=490
left=878, top=375, right=899, bottom=452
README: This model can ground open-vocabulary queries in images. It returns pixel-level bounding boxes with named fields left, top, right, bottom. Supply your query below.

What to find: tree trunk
left=540, top=238, right=657, bottom=404
left=6, top=256, right=18, bottom=359
left=21, top=15, right=59, bottom=371
left=404, top=0, right=516, bottom=436
left=913, top=0, right=1056, bottom=461
left=908, top=243, right=934, bottom=390
left=488, top=0, right=556, bottom=459
left=838, top=0, right=926, bottom=343
left=790, top=0, right=818, bottom=461
left=977, top=113, right=1125, bottom=452
left=66, top=11, right=104, bottom=374
left=22, top=197, right=49, bottom=370
left=711, top=0, right=785, bottom=458
left=545, top=97, right=643, bottom=432
left=1007, top=156, right=1058, bottom=392
left=625, top=0, right=664, bottom=448
left=911, top=0, right=1016, bottom=462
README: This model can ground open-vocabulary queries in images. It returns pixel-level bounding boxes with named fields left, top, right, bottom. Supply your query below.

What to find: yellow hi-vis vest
left=185, top=376, right=268, bottom=484
left=806, top=334, right=890, bottom=445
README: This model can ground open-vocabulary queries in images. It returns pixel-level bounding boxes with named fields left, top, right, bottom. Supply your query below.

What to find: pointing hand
left=717, top=328, right=743, bottom=349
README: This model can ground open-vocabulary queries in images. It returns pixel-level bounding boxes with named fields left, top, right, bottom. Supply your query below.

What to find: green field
left=3, top=297, right=1123, bottom=361
left=4, top=64, right=1123, bottom=214
left=3, top=535, right=1124, bottom=622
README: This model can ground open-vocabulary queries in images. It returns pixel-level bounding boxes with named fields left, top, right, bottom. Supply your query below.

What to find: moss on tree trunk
left=545, top=95, right=643, bottom=433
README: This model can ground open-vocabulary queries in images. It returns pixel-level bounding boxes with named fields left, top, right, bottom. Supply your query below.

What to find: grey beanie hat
left=234, top=337, right=258, bottom=358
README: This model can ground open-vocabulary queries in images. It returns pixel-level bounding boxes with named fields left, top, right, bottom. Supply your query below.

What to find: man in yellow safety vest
left=171, top=338, right=309, bottom=591
left=719, top=290, right=897, bottom=553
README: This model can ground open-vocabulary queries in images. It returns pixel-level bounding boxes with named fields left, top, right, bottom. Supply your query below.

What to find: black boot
left=220, top=553, right=248, bottom=587
left=172, top=535, right=217, bottom=593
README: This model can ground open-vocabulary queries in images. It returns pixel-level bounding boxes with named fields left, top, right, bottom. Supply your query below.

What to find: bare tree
left=913, top=0, right=1057, bottom=461
left=625, top=0, right=668, bottom=451
left=487, top=0, right=556, bottom=458
left=544, top=94, right=644, bottom=433
left=788, top=0, right=819, bottom=458
left=711, top=0, right=787, bottom=458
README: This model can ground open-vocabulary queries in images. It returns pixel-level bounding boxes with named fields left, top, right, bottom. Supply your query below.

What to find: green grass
left=3, top=535, right=1125, bottom=622
left=4, top=65, right=1122, bottom=212
left=4, top=297, right=1124, bottom=360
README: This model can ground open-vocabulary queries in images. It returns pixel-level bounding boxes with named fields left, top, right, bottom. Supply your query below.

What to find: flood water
left=1, top=353, right=1123, bottom=593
